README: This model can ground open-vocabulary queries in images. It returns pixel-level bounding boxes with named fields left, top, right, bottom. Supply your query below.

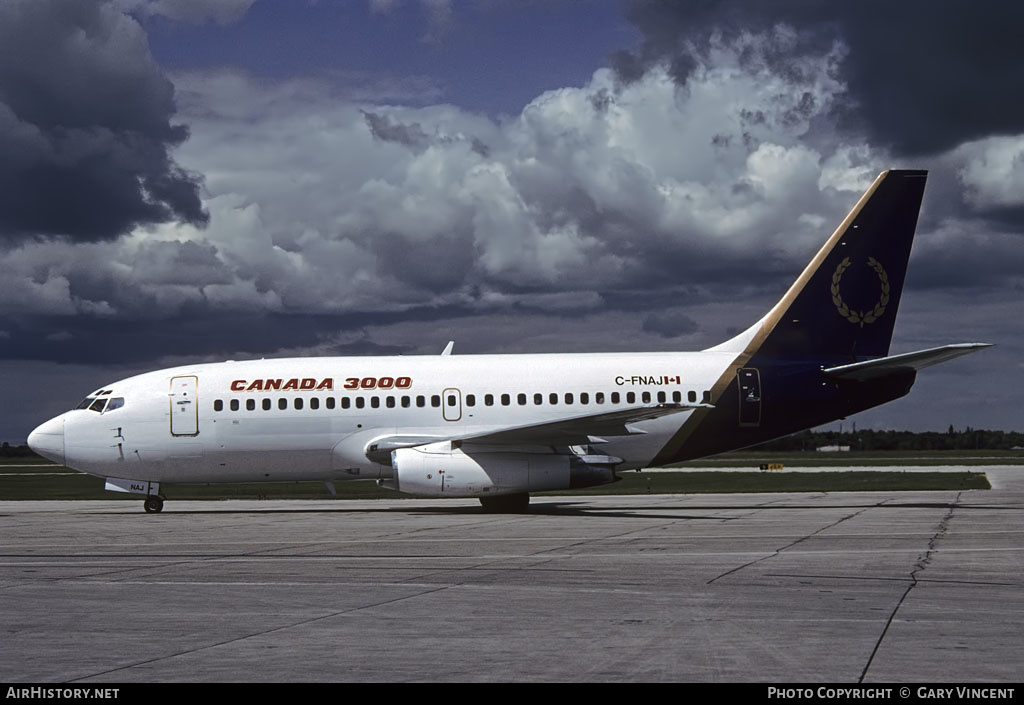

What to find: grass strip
left=0, top=469, right=990, bottom=501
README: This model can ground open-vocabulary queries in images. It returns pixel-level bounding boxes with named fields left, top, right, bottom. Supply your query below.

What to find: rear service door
left=170, top=375, right=199, bottom=436
left=737, top=368, right=761, bottom=427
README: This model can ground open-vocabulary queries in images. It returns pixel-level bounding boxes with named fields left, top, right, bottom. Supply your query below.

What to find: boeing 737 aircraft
left=28, top=170, right=989, bottom=513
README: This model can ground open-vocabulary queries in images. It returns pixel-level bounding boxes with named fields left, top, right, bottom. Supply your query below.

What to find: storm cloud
left=0, top=37, right=959, bottom=353
left=0, top=0, right=207, bottom=241
left=614, top=0, right=1024, bottom=157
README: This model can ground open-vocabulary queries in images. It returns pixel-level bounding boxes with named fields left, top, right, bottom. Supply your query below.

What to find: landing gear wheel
left=479, top=493, right=530, bottom=514
left=143, top=495, right=164, bottom=514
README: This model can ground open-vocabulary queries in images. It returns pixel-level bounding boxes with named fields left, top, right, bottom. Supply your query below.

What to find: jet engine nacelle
left=391, top=441, right=616, bottom=497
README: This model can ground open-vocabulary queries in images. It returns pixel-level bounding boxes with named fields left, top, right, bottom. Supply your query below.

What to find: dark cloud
left=132, top=240, right=233, bottom=286
left=908, top=230, right=1024, bottom=291
left=369, top=230, right=476, bottom=294
left=362, top=108, right=492, bottom=157
left=0, top=310, right=429, bottom=365
left=0, top=0, right=207, bottom=241
left=616, top=0, right=1024, bottom=157
left=469, top=137, right=490, bottom=158
left=641, top=310, right=700, bottom=338
left=362, top=109, right=431, bottom=151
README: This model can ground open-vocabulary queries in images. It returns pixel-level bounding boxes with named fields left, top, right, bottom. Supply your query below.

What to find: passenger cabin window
left=596, top=392, right=604, bottom=404
left=342, top=397, right=351, bottom=409
left=485, top=394, right=494, bottom=406
left=657, top=391, right=666, bottom=403
left=611, top=392, right=620, bottom=404
left=580, top=393, right=589, bottom=405
left=626, top=392, right=635, bottom=404
left=517, top=393, right=526, bottom=406
left=534, top=393, right=542, bottom=405
left=263, top=399, right=271, bottom=411
left=294, top=398, right=303, bottom=410
left=702, top=390, right=712, bottom=403
left=466, top=394, right=475, bottom=407
left=230, top=399, right=239, bottom=411
left=214, top=400, right=223, bottom=412
left=247, top=399, right=256, bottom=411
left=642, top=392, right=651, bottom=403
left=416, top=395, right=425, bottom=408
left=549, top=393, right=558, bottom=405
left=279, top=398, right=287, bottom=410
left=310, top=398, right=320, bottom=410
left=564, top=393, right=573, bottom=404
left=501, top=393, right=510, bottom=406
left=431, top=395, right=440, bottom=408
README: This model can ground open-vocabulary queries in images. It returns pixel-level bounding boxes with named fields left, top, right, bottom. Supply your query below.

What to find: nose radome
left=28, top=416, right=65, bottom=466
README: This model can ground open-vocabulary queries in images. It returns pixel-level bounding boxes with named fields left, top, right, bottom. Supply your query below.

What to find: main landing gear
left=143, top=495, right=165, bottom=514
left=479, top=493, right=530, bottom=514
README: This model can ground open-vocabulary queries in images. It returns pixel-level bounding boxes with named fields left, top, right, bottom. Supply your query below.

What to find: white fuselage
left=37, top=350, right=736, bottom=486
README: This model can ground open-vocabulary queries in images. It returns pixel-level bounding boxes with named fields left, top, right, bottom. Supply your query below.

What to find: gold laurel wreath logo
left=831, top=256, right=890, bottom=327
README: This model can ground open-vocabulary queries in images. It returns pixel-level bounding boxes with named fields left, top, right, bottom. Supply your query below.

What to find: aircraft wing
left=451, top=403, right=709, bottom=446
left=365, top=403, right=708, bottom=460
left=822, top=343, right=992, bottom=382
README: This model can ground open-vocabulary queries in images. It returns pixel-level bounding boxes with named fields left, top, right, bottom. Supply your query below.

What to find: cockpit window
left=76, top=393, right=124, bottom=412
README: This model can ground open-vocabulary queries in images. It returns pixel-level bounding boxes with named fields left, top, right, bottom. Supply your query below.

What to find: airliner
left=28, top=170, right=989, bottom=513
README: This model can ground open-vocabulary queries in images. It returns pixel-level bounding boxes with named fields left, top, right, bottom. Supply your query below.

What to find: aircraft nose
left=28, top=416, right=65, bottom=466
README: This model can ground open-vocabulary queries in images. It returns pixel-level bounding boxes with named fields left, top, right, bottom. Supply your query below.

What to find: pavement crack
left=858, top=492, right=961, bottom=683
left=67, top=583, right=452, bottom=682
left=706, top=504, right=874, bottom=584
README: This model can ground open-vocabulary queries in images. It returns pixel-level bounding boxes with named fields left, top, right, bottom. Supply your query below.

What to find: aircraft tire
left=479, top=493, right=530, bottom=513
left=143, top=496, right=164, bottom=514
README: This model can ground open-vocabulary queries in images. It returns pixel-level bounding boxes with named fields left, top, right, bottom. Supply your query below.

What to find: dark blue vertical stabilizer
left=652, top=169, right=986, bottom=465
left=756, top=170, right=927, bottom=362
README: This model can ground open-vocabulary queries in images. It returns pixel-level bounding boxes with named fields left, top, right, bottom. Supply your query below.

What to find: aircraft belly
left=73, top=417, right=342, bottom=484
left=201, top=415, right=335, bottom=482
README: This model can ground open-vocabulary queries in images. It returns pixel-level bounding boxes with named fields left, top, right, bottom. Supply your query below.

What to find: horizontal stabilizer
left=822, top=343, right=992, bottom=381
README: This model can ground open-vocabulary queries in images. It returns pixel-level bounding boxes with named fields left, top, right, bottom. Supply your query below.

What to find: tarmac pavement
left=0, top=467, right=1021, bottom=682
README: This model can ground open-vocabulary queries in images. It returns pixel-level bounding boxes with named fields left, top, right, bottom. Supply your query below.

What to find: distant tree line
left=1, top=442, right=35, bottom=457
left=752, top=427, right=1024, bottom=452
